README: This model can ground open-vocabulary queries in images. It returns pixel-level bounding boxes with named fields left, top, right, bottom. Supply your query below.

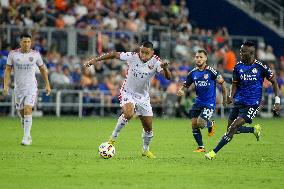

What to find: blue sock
left=192, top=128, right=204, bottom=147
left=213, top=134, right=232, bottom=153
left=236, top=126, right=254, bottom=134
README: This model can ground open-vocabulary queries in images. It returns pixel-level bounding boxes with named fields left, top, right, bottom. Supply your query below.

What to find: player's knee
left=123, top=112, right=134, bottom=120
left=24, top=106, right=33, bottom=115
left=196, top=117, right=206, bottom=128
left=142, top=129, right=153, bottom=138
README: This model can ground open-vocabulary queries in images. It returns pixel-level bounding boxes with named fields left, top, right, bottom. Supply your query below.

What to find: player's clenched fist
left=177, top=88, right=185, bottom=97
left=160, top=62, right=169, bottom=69
left=84, top=59, right=97, bottom=67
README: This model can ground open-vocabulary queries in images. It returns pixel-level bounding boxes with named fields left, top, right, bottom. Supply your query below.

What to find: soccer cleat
left=107, top=136, right=116, bottom=145
left=21, top=136, right=32, bottom=146
left=253, top=124, right=261, bottom=141
left=205, top=150, right=216, bottom=160
left=208, top=121, right=216, bottom=137
left=142, top=150, right=156, bottom=159
left=193, top=147, right=206, bottom=152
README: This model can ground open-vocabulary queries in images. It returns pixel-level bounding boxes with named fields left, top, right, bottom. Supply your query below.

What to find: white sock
left=111, top=114, right=129, bottom=139
left=142, top=130, right=153, bottom=151
left=24, top=115, right=32, bottom=139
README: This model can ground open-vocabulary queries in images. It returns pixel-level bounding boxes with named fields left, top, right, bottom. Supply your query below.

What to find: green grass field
left=0, top=117, right=283, bottom=189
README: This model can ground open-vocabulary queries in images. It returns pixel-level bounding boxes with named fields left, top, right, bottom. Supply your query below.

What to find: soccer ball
left=98, top=142, right=115, bottom=159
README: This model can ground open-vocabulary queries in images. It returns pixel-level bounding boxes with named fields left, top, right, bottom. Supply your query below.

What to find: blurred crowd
left=0, top=0, right=284, bottom=116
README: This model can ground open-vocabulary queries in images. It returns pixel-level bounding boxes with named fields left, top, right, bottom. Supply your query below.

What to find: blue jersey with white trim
left=184, top=66, right=221, bottom=109
left=232, top=60, right=274, bottom=106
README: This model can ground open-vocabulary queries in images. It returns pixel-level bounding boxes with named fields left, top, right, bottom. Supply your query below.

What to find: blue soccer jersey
left=184, top=66, right=222, bottom=109
left=232, top=60, right=274, bottom=106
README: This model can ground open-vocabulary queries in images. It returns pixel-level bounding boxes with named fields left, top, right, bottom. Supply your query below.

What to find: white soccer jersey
left=119, top=52, right=163, bottom=96
left=6, top=49, right=44, bottom=94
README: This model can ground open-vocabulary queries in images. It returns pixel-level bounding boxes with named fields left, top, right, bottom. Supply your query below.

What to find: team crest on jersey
left=204, top=74, right=209, bottom=79
left=29, top=57, right=34, bottom=62
left=252, top=68, right=258, bottom=74
left=148, top=64, right=154, bottom=70
left=123, top=98, right=128, bottom=101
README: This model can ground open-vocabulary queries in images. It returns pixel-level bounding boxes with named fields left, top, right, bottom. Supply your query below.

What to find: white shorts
left=119, top=90, right=153, bottom=116
left=15, top=93, right=37, bottom=110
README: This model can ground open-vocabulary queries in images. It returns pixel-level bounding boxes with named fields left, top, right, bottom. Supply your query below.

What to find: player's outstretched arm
left=84, top=52, right=121, bottom=67
left=269, top=77, right=281, bottom=115
left=220, top=82, right=228, bottom=107
left=160, top=61, right=172, bottom=80
left=3, top=65, right=12, bottom=96
left=39, top=65, right=51, bottom=96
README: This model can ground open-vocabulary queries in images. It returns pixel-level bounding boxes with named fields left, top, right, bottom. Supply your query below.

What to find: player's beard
left=196, top=62, right=206, bottom=68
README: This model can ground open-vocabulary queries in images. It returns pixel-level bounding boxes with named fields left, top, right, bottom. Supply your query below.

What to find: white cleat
left=21, top=136, right=32, bottom=146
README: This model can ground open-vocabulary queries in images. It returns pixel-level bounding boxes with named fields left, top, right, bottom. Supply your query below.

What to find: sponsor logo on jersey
left=194, top=80, right=210, bottom=87
left=252, top=68, right=258, bottom=74
left=240, top=74, right=257, bottom=81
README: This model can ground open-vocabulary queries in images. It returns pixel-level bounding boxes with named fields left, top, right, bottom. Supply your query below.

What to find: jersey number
left=247, top=107, right=259, bottom=119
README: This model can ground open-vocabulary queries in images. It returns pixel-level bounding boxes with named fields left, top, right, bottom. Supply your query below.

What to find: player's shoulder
left=254, top=59, right=269, bottom=69
left=233, top=61, right=243, bottom=69
left=152, top=55, right=162, bottom=62
left=188, top=67, right=198, bottom=75
left=30, top=49, right=41, bottom=55
left=205, top=65, right=218, bottom=75
left=9, top=48, right=21, bottom=55
left=235, top=61, right=243, bottom=66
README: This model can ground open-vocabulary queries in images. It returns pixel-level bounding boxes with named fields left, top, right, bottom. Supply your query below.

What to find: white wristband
left=275, top=96, right=280, bottom=104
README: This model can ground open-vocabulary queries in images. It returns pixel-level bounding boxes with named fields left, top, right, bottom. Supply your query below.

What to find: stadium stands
left=0, top=0, right=283, bottom=117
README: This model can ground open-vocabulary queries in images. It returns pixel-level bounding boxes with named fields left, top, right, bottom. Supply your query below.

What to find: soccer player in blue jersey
left=205, top=41, right=281, bottom=160
left=177, top=49, right=227, bottom=152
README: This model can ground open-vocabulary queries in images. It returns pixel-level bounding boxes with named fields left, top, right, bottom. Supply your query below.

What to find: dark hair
left=141, top=41, right=154, bottom=49
left=196, top=49, right=208, bottom=57
left=242, top=40, right=256, bottom=48
left=20, top=33, right=32, bottom=39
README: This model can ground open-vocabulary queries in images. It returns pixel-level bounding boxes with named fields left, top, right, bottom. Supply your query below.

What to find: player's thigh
left=239, top=105, right=260, bottom=124
left=23, top=94, right=37, bottom=115
left=196, top=107, right=214, bottom=128
left=189, top=104, right=202, bottom=120
left=135, top=96, right=153, bottom=117
left=15, top=94, right=25, bottom=110
left=121, top=103, right=135, bottom=119
left=120, top=91, right=136, bottom=119
left=228, top=105, right=240, bottom=128
left=139, top=115, right=153, bottom=131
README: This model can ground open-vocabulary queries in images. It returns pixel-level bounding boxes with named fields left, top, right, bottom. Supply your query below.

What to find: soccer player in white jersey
left=3, top=33, right=51, bottom=146
left=84, top=41, right=171, bottom=158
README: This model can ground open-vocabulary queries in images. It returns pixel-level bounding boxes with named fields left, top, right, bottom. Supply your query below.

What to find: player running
left=177, top=49, right=227, bottom=152
left=3, top=33, right=51, bottom=146
left=84, top=41, right=172, bottom=158
left=205, top=41, right=280, bottom=160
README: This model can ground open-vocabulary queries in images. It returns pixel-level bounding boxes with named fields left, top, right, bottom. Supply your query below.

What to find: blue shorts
left=228, top=103, right=259, bottom=124
left=188, top=104, right=214, bottom=121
